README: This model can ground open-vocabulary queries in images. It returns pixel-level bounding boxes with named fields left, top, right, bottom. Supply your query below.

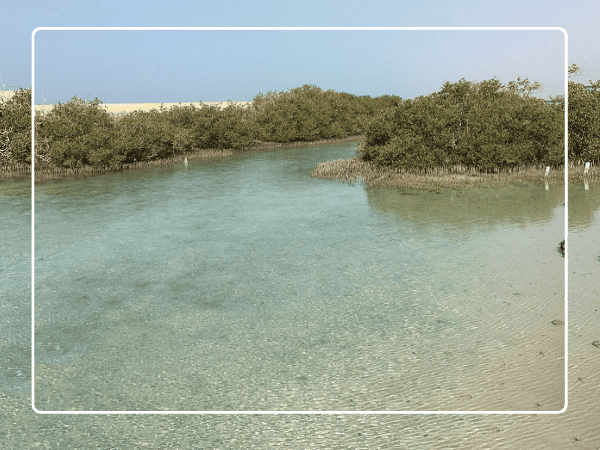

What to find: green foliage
left=251, top=85, right=400, bottom=143
left=1, top=85, right=402, bottom=169
left=179, top=103, right=256, bottom=150
left=4, top=77, right=597, bottom=172
left=103, top=110, right=176, bottom=166
left=37, top=96, right=114, bottom=168
left=359, top=78, right=565, bottom=171
left=0, top=88, right=32, bottom=164
left=567, top=80, right=600, bottom=164
left=32, top=98, right=257, bottom=168
left=93, top=103, right=256, bottom=167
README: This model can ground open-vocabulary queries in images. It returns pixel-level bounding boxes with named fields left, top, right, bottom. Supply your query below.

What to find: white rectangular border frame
left=31, top=26, right=569, bottom=415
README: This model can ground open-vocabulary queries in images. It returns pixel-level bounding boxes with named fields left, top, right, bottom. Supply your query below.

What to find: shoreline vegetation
left=1, top=66, right=599, bottom=188
left=311, top=157, right=597, bottom=191
left=1, top=83, right=399, bottom=183
left=1, top=136, right=362, bottom=183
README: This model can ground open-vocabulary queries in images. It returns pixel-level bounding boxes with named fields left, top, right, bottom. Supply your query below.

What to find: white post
left=184, top=157, right=188, bottom=166
left=584, top=162, right=590, bottom=174
left=585, top=179, right=589, bottom=191
left=545, top=166, right=550, bottom=177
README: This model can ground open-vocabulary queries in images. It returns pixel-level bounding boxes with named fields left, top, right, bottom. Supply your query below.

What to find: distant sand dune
left=95, top=101, right=251, bottom=115
left=1, top=91, right=251, bottom=114
left=36, top=101, right=251, bottom=115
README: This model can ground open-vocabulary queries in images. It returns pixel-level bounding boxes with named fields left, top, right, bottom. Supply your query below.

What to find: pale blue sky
left=2, top=1, right=598, bottom=103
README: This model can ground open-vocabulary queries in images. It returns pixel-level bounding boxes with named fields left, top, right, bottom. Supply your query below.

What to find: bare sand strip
left=1, top=91, right=251, bottom=114
left=34, top=101, right=251, bottom=115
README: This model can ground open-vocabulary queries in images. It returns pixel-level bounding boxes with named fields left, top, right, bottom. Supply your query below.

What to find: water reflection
left=570, top=182, right=600, bottom=229
left=366, top=182, right=565, bottom=233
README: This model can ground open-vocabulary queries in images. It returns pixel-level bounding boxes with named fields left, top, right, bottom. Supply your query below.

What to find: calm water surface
left=2, top=142, right=568, bottom=413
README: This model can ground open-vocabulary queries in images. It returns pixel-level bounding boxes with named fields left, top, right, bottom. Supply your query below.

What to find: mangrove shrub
left=251, top=85, right=401, bottom=143
left=567, top=80, right=600, bottom=164
left=0, top=88, right=32, bottom=164
left=359, top=78, right=565, bottom=171
left=37, top=96, right=114, bottom=168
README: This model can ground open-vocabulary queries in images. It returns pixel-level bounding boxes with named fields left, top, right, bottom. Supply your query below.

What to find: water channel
left=2, top=142, right=570, bottom=413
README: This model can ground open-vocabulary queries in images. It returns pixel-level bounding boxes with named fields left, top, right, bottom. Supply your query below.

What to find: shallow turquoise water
left=1, top=142, right=567, bottom=412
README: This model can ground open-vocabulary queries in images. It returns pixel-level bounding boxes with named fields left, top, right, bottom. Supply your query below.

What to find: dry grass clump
left=568, top=162, right=600, bottom=183
left=0, top=163, right=31, bottom=181
left=311, top=156, right=582, bottom=191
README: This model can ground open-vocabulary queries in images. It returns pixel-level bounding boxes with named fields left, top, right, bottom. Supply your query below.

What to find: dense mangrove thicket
left=358, top=78, right=566, bottom=172
left=0, top=85, right=399, bottom=170
left=0, top=88, right=32, bottom=164
left=251, top=84, right=401, bottom=142
left=566, top=80, right=600, bottom=164
left=29, top=97, right=257, bottom=169
left=1, top=71, right=599, bottom=172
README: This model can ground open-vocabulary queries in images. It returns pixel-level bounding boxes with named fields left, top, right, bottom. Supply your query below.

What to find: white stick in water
left=584, top=162, right=590, bottom=174
left=545, top=166, right=550, bottom=176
